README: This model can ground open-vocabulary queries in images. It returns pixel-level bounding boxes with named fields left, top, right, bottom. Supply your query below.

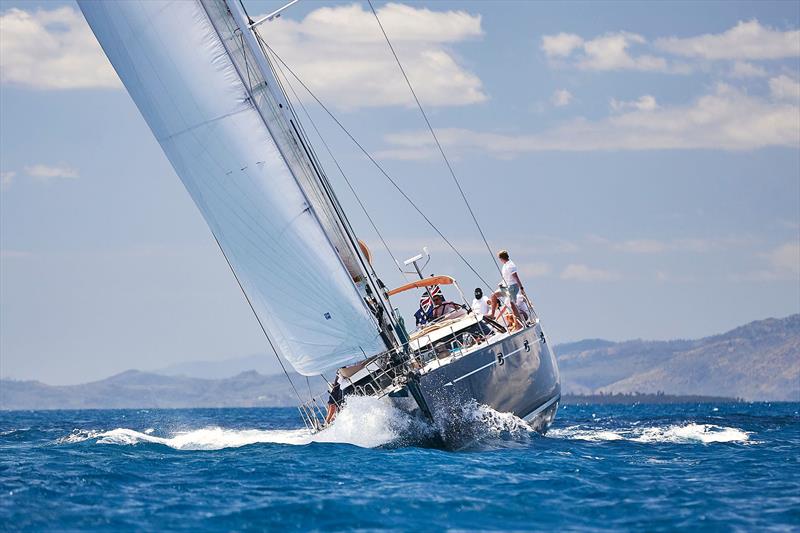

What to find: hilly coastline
left=557, top=314, right=799, bottom=401
left=1, top=314, right=797, bottom=409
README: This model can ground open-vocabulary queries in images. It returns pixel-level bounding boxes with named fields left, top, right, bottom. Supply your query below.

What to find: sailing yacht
left=78, top=0, right=561, bottom=437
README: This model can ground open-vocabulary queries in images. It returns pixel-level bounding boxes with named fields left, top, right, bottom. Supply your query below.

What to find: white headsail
left=79, top=0, right=387, bottom=375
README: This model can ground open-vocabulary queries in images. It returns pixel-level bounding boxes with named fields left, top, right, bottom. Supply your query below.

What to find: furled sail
left=79, top=0, right=386, bottom=375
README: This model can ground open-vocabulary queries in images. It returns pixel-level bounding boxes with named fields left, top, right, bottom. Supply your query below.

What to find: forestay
left=79, top=0, right=386, bottom=375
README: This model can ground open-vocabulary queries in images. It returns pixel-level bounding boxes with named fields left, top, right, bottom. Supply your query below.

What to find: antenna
left=402, top=248, right=431, bottom=280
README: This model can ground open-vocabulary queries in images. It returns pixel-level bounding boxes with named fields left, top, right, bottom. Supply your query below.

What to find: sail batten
left=79, top=0, right=386, bottom=375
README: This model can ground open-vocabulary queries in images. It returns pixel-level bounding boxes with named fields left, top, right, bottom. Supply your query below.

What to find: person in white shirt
left=496, top=249, right=525, bottom=321
left=471, top=287, right=490, bottom=315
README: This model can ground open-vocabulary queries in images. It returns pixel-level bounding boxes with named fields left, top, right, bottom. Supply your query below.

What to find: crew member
left=324, top=376, right=344, bottom=425
left=471, top=287, right=490, bottom=315
left=431, top=294, right=466, bottom=320
left=497, top=249, right=525, bottom=321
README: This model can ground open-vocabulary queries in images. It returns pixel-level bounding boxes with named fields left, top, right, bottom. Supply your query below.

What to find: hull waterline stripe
left=522, top=394, right=560, bottom=423
left=442, top=338, right=542, bottom=387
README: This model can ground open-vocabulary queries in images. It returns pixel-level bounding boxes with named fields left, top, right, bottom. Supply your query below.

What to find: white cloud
left=378, top=83, right=800, bottom=157
left=0, top=3, right=485, bottom=109
left=551, top=88, right=573, bottom=107
left=580, top=32, right=667, bottom=71
left=655, top=20, right=800, bottom=60
left=520, top=263, right=552, bottom=278
left=610, top=95, right=658, bottom=112
left=614, top=239, right=669, bottom=253
left=541, top=32, right=583, bottom=57
left=767, top=242, right=800, bottom=274
left=729, top=241, right=800, bottom=282
left=729, top=61, right=767, bottom=78
left=542, top=20, right=799, bottom=75
left=0, top=6, right=119, bottom=90
left=542, top=31, right=673, bottom=72
left=560, top=264, right=619, bottom=282
left=655, top=270, right=697, bottom=283
left=1, top=171, right=15, bottom=190
left=24, top=164, right=79, bottom=180
left=769, top=75, right=800, bottom=102
left=262, top=2, right=486, bottom=109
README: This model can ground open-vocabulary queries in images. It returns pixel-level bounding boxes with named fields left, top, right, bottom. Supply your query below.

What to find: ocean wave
left=56, top=396, right=426, bottom=450
left=54, top=396, right=537, bottom=451
left=548, top=423, right=753, bottom=444
left=59, top=426, right=312, bottom=450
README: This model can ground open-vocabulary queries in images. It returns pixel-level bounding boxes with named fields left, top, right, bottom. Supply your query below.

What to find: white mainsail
left=79, top=0, right=386, bottom=376
left=201, top=0, right=372, bottom=286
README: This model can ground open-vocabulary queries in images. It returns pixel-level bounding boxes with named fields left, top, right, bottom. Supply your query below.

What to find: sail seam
left=158, top=106, right=250, bottom=142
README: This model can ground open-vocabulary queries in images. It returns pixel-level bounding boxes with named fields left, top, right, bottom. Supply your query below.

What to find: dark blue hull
left=393, top=323, right=561, bottom=435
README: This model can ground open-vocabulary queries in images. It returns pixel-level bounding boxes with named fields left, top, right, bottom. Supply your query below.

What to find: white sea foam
left=56, top=396, right=536, bottom=451
left=58, top=396, right=431, bottom=451
left=96, top=427, right=314, bottom=450
left=548, top=423, right=752, bottom=444
left=312, top=395, right=430, bottom=448
left=634, top=424, right=751, bottom=444
left=441, top=400, right=534, bottom=448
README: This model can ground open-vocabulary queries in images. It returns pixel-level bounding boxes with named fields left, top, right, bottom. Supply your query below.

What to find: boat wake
left=57, top=398, right=751, bottom=451
left=58, top=427, right=313, bottom=450
left=548, top=423, right=753, bottom=444
left=56, top=396, right=536, bottom=451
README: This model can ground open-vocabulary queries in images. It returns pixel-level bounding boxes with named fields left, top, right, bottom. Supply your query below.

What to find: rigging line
left=141, top=5, right=312, bottom=419
left=365, top=0, right=502, bottom=278
left=257, top=37, right=494, bottom=290
left=305, top=376, right=315, bottom=402
left=266, top=46, right=408, bottom=279
left=245, top=25, right=400, bottom=335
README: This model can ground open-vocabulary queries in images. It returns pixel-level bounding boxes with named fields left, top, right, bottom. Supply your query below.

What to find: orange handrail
left=386, top=275, right=455, bottom=296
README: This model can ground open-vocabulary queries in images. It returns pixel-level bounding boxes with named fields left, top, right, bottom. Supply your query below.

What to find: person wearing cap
left=471, top=287, right=490, bottom=315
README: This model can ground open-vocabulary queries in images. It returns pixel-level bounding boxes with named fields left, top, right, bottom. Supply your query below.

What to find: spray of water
left=56, top=396, right=534, bottom=451
left=57, top=398, right=752, bottom=451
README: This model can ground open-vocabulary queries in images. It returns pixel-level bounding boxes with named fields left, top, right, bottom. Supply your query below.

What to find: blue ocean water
left=1, top=400, right=798, bottom=532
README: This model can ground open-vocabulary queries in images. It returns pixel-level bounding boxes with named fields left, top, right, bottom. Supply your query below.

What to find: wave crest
left=55, top=396, right=537, bottom=451
left=548, top=423, right=752, bottom=444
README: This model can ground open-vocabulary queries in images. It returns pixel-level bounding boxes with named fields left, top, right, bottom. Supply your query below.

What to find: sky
left=0, top=0, right=798, bottom=385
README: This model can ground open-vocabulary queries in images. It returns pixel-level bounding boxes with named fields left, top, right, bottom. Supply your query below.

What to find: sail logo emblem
left=324, top=312, right=332, bottom=320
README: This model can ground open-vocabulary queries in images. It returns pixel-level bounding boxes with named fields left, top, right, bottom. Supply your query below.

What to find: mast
left=218, top=0, right=400, bottom=348
left=78, top=0, right=390, bottom=375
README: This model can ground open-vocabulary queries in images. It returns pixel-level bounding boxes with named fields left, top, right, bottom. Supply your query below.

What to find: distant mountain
left=153, top=352, right=281, bottom=379
left=556, top=314, right=800, bottom=401
left=0, top=370, right=327, bottom=410
left=2, top=315, right=797, bottom=410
